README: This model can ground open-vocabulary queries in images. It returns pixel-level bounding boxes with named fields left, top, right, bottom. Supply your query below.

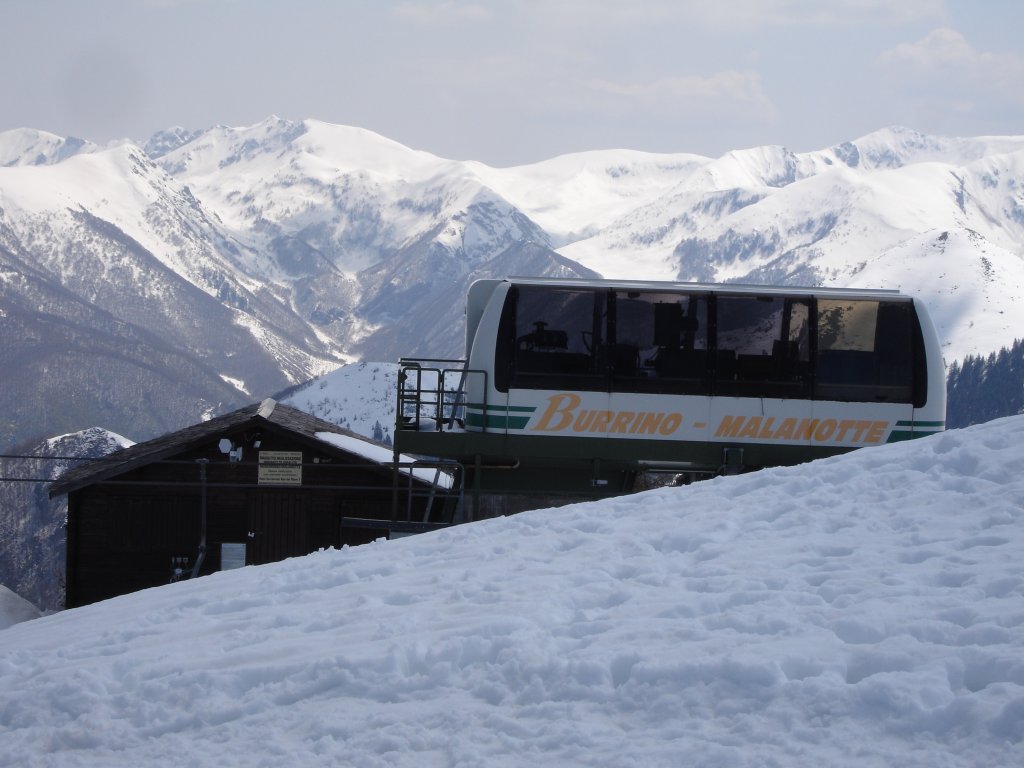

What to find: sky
left=2, top=413, right=1022, bottom=765
left=2, top=0, right=1023, bottom=167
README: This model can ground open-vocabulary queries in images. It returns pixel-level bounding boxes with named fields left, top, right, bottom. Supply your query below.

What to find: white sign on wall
left=258, top=450, right=303, bottom=485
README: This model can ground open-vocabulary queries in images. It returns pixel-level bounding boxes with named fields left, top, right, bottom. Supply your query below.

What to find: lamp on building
left=218, top=437, right=243, bottom=462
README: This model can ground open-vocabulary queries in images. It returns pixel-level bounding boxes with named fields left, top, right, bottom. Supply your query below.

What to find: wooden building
left=50, top=399, right=454, bottom=608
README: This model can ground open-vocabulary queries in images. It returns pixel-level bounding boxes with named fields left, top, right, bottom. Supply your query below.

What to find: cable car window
left=509, top=286, right=604, bottom=391
left=815, top=299, right=913, bottom=403
left=714, top=295, right=811, bottom=398
left=612, top=291, right=709, bottom=394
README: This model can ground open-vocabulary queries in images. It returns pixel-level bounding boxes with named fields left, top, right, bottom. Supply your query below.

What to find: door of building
left=247, top=491, right=310, bottom=565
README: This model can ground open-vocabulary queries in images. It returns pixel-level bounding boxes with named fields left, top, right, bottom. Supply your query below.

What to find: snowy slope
left=2, top=416, right=1022, bottom=767
left=0, top=128, right=97, bottom=167
left=465, top=149, right=711, bottom=245
left=154, top=118, right=458, bottom=276
left=0, top=126, right=355, bottom=449
left=149, top=117, right=586, bottom=364
left=848, top=228, right=1024, bottom=361
left=278, top=361, right=398, bottom=443
left=155, top=117, right=554, bottom=282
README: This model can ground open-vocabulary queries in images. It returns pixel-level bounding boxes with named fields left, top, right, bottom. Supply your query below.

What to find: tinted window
left=612, top=291, right=709, bottom=394
left=815, top=299, right=914, bottom=403
left=508, top=286, right=604, bottom=391
left=714, top=295, right=811, bottom=398
left=494, top=286, right=920, bottom=405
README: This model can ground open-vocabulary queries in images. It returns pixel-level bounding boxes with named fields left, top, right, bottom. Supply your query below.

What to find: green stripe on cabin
left=465, top=403, right=536, bottom=431
left=886, top=419, right=945, bottom=443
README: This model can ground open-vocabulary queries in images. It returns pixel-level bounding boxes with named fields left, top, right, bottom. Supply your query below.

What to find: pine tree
left=946, top=339, right=1024, bottom=428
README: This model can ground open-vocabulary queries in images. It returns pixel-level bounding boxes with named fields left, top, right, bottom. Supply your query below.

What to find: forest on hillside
left=946, top=339, right=1024, bottom=428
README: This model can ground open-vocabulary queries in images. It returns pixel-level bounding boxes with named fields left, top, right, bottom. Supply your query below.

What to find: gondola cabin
left=395, top=277, right=945, bottom=501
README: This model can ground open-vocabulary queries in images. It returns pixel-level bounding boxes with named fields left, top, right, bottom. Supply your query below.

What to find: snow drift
left=1, top=416, right=1023, bottom=767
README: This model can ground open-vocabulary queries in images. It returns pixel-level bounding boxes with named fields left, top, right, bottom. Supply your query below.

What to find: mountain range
left=3, top=118, right=1024, bottom=610
left=1, top=118, right=1023, bottom=454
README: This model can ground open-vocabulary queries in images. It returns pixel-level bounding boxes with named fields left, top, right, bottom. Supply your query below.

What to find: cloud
left=589, top=70, right=780, bottom=123
left=392, top=1, right=491, bottom=25
left=727, top=0, right=944, bottom=25
left=529, top=0, right=944, bottom=28
left=880, top=27, right=980, bottom=69
left=879, top=28, right=1024, bottom=105
left=136, top=0, right=222, bottom=6
left=393, top=0, right=943, bottom=31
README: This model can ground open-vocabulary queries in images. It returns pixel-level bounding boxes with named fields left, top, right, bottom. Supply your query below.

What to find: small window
left=612, top=291, right=709, bottom=394
left=508, top=286, right=604, bottom=391
left=815, top=299, right=913, bottom=403
left=220, top=542, right=247, bottom=570
left=714, top=295, right=811, bottom=398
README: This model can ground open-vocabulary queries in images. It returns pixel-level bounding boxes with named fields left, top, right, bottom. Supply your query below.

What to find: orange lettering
left=590, top=411, right=612, bottom=433
left=865, top=421, right=887, bottom=443
left=739, top=417, right=762, bottom=439
left=534, top=393, right=580, bottom=432
left=611, top=412, right=636, bottom=434
left=637, top=413, right=664, bottom=435
left=659, top=413, right=682, bottom=435
left=774, top=418, right=797, bottom=440
left=814, top=419, right=837, bottom=442
left=715, top=415, right=746, bottom=438
left=573, top=410, right=596, bottom=432
left=796, top=419, right=819, bottom=440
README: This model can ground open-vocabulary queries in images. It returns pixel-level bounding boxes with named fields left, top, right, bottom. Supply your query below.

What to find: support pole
left=190, top=458, right=209, bottom=579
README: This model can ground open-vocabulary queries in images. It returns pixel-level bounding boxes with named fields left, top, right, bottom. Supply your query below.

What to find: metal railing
left=397, top=358, right=489, bottom=433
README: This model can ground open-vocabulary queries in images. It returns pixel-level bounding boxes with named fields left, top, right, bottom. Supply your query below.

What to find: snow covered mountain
left=555, top=127, right=1024, bottom=362
left=2, top=415, right=1022, bottom=766
left=0, top=120, right=592, bottom=450
left=1, top=120, right=1022, bottom=451
left=149, top=118, right=596, bottom=361
left=0, top=427, right=132, bottom=611
left=139, top=119, right=1024, bottom=368
left=0, top=130, right=343, bottom=450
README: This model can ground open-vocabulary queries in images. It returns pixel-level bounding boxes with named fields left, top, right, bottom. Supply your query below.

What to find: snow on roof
left=315, top=431, right=454, bottom=489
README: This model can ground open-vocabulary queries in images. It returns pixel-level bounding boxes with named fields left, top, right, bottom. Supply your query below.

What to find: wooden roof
left=49, top=398, right=402, bottom=498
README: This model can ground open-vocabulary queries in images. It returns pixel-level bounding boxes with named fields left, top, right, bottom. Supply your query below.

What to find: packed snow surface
left=2, top=416, right=1023, bottom=767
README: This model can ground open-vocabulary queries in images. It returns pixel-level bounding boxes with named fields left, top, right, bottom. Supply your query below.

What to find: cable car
left=395, top=277, right=945, bottom=507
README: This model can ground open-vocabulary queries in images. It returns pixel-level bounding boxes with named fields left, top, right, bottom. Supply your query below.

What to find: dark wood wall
left=65, top=427, right=442, bottom=607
